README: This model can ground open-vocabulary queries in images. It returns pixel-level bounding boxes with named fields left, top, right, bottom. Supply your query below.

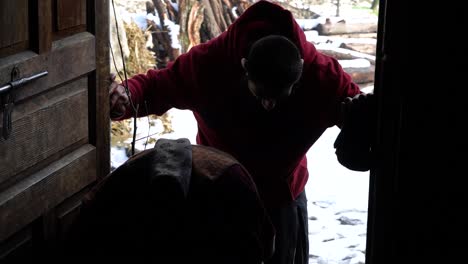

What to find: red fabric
left=118, top=0, right=361, bottom=207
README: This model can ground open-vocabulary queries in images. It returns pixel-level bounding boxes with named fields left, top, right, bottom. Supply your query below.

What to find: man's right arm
left=109, top=42, right=215, bottom=121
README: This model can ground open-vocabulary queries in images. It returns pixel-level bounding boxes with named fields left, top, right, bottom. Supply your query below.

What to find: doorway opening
left=109, top=1, right=379, bottom=263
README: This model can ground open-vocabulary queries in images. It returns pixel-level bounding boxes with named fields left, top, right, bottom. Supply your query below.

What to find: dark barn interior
left=1, top=0, right=467, bottom=263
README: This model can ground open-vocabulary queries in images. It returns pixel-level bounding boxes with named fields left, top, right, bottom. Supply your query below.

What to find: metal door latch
left=0, top=67, right=48, bottom=140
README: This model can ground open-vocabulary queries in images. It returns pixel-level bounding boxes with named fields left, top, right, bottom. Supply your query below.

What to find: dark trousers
left=265, top=191, right=309, bottom=264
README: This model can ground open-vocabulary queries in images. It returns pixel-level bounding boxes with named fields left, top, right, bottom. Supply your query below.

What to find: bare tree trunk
left=152, top=0, right=168, bottom=27
left=201, top=0, right=222, bottom=39
left=222, top=0, right=236, bottom=23
left=335, top=0, right=340, bottom=17
left=164, top=0, right=179, bottom=22
left=210, top=0, right=228, bottom=32
left=146, top=1, right=156, bottom=15
left=151, top=0, right=177, bottom=64
left=187, top=1, right=205, bottom=50
left=178, top=0, right=190, bottom=53
left=146, top=0, right=255, bottom=61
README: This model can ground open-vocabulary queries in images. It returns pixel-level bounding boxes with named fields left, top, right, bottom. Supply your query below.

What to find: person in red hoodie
left=109, top=1, right=373, bottom=263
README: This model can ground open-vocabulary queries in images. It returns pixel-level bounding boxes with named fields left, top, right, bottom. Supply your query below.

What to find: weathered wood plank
left=37, top=0, right=53, bottom=54
left=0, top=32, right=95, bottom=103
left=0, top=77, right=89, bottom=185
left=91, top=0, right=111, bottom=179
left=0, top=145, right=96, bottom=242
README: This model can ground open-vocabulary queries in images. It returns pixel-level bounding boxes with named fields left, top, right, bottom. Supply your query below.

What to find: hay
left=120, top=21, right=155, bottom=79
left=111, top=18, right=173, bottom=149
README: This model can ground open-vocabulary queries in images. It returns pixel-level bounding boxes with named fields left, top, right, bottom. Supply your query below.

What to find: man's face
left=247, top=80, right=295, bottom=111
left=241, top=58, right=302, bottom=111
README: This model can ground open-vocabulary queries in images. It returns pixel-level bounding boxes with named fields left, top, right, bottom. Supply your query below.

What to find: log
left=333, top=33, right=377, bottom=39
left=221, top=0, right=236, bottom=23
left=146, top=18, right=172, bottom=68
left=150, top=0, right=176, bottom=64
left=217, top=0, right=229, bottom=31
left=271, top=1, right=319, bottom=19
left=152, top=0, right=168, bottom=27
left=339, top=59, right=374, bottom=84
left=187, top=1, right=205, bottom=50
left=178, top=0, right=190, bottom=53
left=209, top=0, right=228, bottom=32
left=305, top=33, right=376, bottom=55
left=147, top=0, right=255, bottom=58
left=164, top=0, right=179, bottom=22
left=235, top=0, right=251, bottom=15
left=146, top=1, right=156, bottom=15
left=339, top=37, right=377, bottom=44
left=339, top=42, right=376, bottom=56
left=316, top=45, right=376, bottom=64
left=343, top=64, right=375, bottom=84
left=315, top=18, right=377, bottom=35
left=222, top=3, right=233, bottom=26
left=201, top=0, right=222, bottom=39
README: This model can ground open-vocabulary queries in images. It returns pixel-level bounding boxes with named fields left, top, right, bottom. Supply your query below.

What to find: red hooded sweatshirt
left=119, top=0, right=361, bottom=207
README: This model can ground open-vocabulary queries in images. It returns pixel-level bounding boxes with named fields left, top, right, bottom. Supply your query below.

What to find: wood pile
left=117, top=0, right=377, bottom=84
left=145, top=0, right=255, bottom=68
left=315, top=34, right=377, bottom=85
left=303, top=11, right=378, bottom=86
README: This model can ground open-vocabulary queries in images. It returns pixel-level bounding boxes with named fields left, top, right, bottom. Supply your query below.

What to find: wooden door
left=0, top=0, right=109, bottom=260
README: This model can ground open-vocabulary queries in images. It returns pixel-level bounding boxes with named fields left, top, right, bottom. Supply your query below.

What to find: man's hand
left=334, top=92, right=376, bottom=171
left=109, top=73, right=130, bottom=120
left=340, top=92, right=374, bottom=127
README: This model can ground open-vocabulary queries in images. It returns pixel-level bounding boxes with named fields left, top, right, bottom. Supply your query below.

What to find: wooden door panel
left=0, top=0, right=109, bottom=256
left=54, top=186, right=92, bottom=242
left=0, top=226, right=33, bottom=260
left=0, top=0, right=29, bottom=57
left=0, top=145, right=96, bottom=242
left=54, top=0, right=87, bottom=40
left=0, top=77, right=89, bottom=186
left=56, top=0, right=87, bottom=31
left=56, top=199, right=82, bottom=241
left=0, top=32, right=95, bottom=103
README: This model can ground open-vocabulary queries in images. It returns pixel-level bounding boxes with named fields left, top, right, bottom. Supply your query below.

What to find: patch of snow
left=164, top=19, right=181, bottom=49
left=338, top=59, right=371, bottom=68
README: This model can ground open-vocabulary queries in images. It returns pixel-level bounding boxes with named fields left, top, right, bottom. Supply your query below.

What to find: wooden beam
left=90, top=0, right=110, bottom=179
